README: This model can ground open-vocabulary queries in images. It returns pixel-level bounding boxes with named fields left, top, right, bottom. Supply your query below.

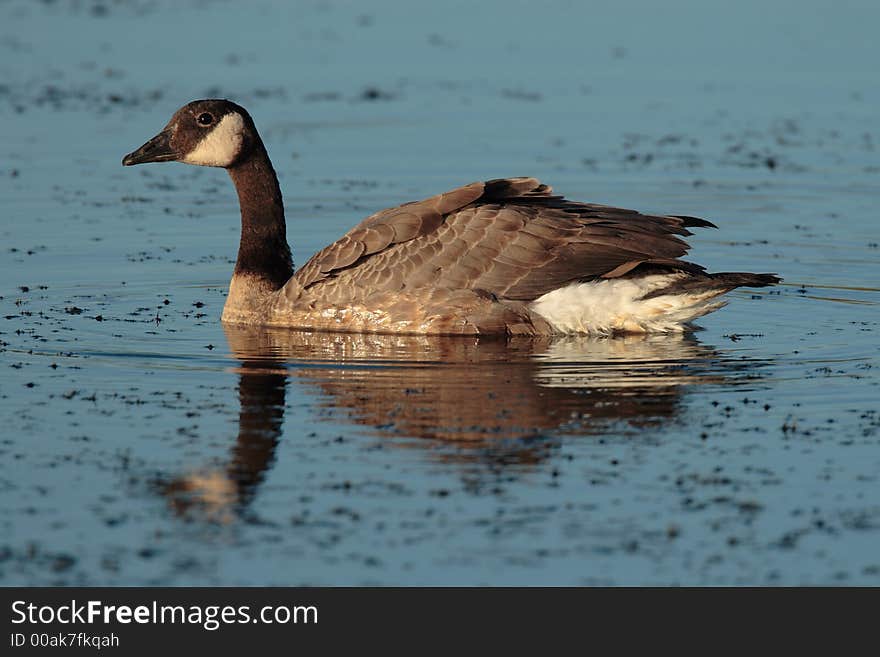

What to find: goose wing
left=290, top=177, right=716, bottom=302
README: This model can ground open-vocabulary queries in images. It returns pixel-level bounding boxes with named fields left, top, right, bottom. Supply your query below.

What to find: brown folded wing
left=289, top=177, right=715, bottom=304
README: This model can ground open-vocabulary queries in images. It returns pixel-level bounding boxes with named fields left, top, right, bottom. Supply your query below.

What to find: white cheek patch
left=181, top=112, right=245, bottom=167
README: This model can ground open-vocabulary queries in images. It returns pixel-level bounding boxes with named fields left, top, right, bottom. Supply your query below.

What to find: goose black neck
left=227, top=143, right=292, bottom=289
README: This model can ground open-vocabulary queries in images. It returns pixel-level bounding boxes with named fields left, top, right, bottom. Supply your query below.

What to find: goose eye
left=197, top=112, right=214, bottom=126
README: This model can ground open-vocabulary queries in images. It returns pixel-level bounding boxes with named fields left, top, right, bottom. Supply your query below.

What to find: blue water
left=0, top=0, right=878, bottom=585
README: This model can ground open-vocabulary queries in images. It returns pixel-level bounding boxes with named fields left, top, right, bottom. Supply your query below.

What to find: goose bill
left=122, top=130, right=177, bottom=166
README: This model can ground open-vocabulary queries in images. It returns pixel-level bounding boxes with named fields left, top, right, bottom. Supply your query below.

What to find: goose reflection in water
left=161, top=326, right=764, bottom=521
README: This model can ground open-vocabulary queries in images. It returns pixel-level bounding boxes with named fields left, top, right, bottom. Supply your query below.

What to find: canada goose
left=122, top=99, right=779, bottom=335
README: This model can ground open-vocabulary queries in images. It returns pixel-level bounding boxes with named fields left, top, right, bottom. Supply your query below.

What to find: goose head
left=122, top=99, right=257, bottom=168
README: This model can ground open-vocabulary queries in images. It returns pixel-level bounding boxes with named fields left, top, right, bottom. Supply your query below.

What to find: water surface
left=1, top=0, right=878, bottom=585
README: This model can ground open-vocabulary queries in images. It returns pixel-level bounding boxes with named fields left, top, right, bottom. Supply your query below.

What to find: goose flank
left=122, top=99, right=780, bottom=336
